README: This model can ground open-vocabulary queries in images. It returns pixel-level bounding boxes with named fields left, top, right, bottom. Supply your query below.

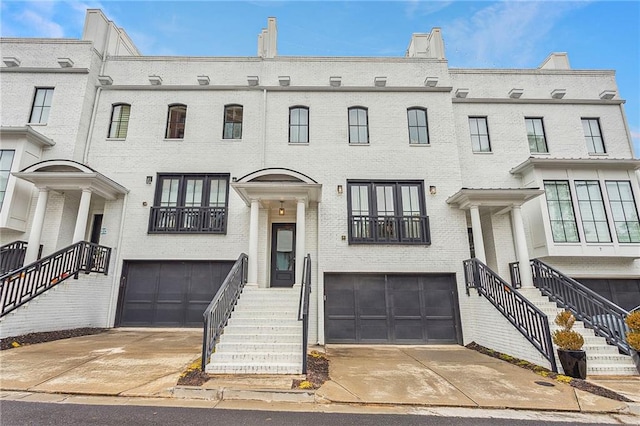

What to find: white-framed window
left=0, top=150, right=15, bottom=209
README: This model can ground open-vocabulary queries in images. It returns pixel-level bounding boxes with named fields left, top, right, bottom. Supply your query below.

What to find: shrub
left=552, top=310, right=584, bottom=351
left=625, top=311, right=640, bottom=351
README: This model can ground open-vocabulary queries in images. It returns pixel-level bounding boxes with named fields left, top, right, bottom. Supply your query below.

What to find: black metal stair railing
left=0, top=241, right=111, bottom=317
left=298, top=254, right=312, bottom=374
left=0, top=241, right=43, bottom=275
left=201, top=253, right=248, bottom=370
left=464, top=258, right=557, bottom=372
left=530, top=258, right=631, bottom=354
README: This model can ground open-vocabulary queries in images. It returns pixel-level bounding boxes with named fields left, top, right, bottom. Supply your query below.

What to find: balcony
left=349, top=215, right=430, bottom=244
left=149, top=206, right=226, bottom=234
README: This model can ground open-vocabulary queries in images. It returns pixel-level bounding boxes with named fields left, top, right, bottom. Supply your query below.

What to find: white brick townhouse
left=1, top=10, right=638, bottom=375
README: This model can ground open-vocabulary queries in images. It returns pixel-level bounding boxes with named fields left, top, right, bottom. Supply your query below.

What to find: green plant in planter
left=625, top=310, right=640, bottom=373
left=552, top=310, right=586, bottom=379
left=552, top=310, right=584, bottom=350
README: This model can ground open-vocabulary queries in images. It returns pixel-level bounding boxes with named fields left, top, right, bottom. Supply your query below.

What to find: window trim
left=348, top=106, right=369, bottom=145
left=108, top=103, right=131, bottom=139
left=407, top=107, right=429, bottom=145
left=581, top=117, right=606, bottom=154
left=346, top=179, right=430, bottom=245
left=223, top=104, right=243, bottom=140
left=469, top=116, right=491, bottom=153
left=0, top=150, right=16, bottom=210
left=605, top=180, right=640, bottom=243
left=165, top=104, right=187, bottom=139
left=525, top=117, right=548, bottom=153
left=544, top=180, right=580, bottom=243
left=29, top=87, right=54, bottom=124
left=289, top=106, right=309, bottom=144
left=148, top=173, right=230, bottom=234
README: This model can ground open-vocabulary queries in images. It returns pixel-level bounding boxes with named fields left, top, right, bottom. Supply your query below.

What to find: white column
left=511, top=206, right=534, bottom=288
left=247, top=199, right=259, bottom=286
left=469, top=205, right=486, bottom=263
left=24, top=188, right=49, bottom=264
left=295, top=199, right=306, bottom=285
left=72, top=189, right=92, bottom=243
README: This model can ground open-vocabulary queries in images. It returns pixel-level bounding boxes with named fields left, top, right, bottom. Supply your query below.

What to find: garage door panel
left=578, top=278, right=640, bottom=311
left=118, top=260, right=234, bottom=327
left=325, top=273, right=460, bottom=344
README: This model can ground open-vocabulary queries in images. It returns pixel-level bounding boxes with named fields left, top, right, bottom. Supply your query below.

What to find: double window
left=407, top=108, right=429, bottom=144
left=289, top=106, right=309, bottom=143
left=469, top=117, right=491, bottom=152
left=223, top=105, right=243, bottom=139
left=149, top=173, right=229, bottom=233
left=544, top=179, right=640, bottom=244
left=0, top=150, right=15, bottom=209
left=525, top=117, right=548, bottom=153
left=108, top=104, right=131, bottom=139
left=165, top=104, right=187, bottom=139
left=582, top=118, right=606, bottom=154
left=29, top=88, right=54, bottom=124
left=348, top=107, right=369, bottom=144
left=347, top=180, right=430, bottom=244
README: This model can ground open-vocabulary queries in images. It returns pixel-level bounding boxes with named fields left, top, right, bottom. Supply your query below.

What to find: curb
left=172, top=386, right=315, bottom=403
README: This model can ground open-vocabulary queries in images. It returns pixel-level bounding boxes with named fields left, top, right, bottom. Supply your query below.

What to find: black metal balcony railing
left=201, top=253, right=248, bottom=370
left=0, top=241, right=111, bottom=317
left=464, top=258, right=557, bottom=372
left=349, top=215, right=430, bottom=244
left=298, top=254, right=312, bottom=374
left=509, top=261, right=522, bottom=288
left=149, top=206, right=226, bottom=234
left=530, top=259, right=632, bottom=355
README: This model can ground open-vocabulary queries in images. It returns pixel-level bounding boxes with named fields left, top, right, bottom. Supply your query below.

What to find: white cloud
left=442, top=1, right=588, bottom=68
left=405, top=0, right=453, bottom=18
left=18, top=9, right=65, bottom=38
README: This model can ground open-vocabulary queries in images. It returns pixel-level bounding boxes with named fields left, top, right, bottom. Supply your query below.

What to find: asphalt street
left=0, top=401, right=611, bottom=426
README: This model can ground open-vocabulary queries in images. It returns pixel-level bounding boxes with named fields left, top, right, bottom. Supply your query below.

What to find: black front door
left=271, top=223, right=296, bottom=287
left=90, top=214, right=103, bottom=244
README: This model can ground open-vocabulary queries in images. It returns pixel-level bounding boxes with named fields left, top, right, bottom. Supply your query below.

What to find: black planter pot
left=557, top=349, right=587, bottom=379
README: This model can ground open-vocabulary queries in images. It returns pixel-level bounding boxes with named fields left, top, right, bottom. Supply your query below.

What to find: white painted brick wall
left=0, top=273, right=113, bottom=338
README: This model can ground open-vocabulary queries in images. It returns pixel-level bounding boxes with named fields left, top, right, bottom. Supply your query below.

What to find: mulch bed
left=466, top=342, right=633, bottom=402
left=0, top=328, right=107, bottom=351
left=292, top=350, right=330, bottom=389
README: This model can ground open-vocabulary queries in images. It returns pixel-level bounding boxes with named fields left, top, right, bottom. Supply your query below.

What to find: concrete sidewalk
left=1, top=330, right=638, bottom=418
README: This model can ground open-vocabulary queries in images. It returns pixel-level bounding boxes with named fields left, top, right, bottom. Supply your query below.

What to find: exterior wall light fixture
left=337, top=185, right=343, bottom=194
left=279, top=201, right=285, bottom=216
left=146, top=176, right=153, bottom=184
left=429, top=185, right=437, bottom=195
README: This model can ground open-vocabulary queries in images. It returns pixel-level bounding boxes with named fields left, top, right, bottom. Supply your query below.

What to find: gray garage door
left=117, top=260, right=234, bottom=327
left=324, top=273, right=461, bottom=344
left=577, top=278, right=640, bottom=311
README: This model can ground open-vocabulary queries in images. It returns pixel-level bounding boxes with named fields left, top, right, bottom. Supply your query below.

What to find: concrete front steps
left=205, top=286, right=303, bottom=375
left=519, top=288, right=638, bottom=376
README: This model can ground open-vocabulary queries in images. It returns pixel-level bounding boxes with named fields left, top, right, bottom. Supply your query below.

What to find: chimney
left=539, top=53, right=570, bottom=70
left=406, top=28, right=445, bottom=59
left=258, top=17, right=278, bottom=58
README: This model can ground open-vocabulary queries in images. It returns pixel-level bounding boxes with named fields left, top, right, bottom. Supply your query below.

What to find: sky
left=2, top=0, right=639, bottom=157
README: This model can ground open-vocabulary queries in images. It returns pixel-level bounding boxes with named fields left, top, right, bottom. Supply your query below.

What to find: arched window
left=348, top=107, right=368, bottom=144
left=407, top=108, right=429, bottom=145
left=289, top=106, right=309, bottom=143
left=108, top=103, right=131, bottom=138
left=166, top=104, right=187, bottom=139
left=223, top=105, right=243, bottom=139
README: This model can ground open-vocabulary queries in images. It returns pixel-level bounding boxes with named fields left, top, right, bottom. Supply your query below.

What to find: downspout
left=261, top=88, right=267, bottom=167
left=82, top=86, right=102, bottom=164
left=106, top=192, right=129, bottom=327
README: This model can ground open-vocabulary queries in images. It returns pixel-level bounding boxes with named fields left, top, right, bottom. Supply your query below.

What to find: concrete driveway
left=316, top=345, right=630, bottom=413
left=0, top=329, right=201, bottom=398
